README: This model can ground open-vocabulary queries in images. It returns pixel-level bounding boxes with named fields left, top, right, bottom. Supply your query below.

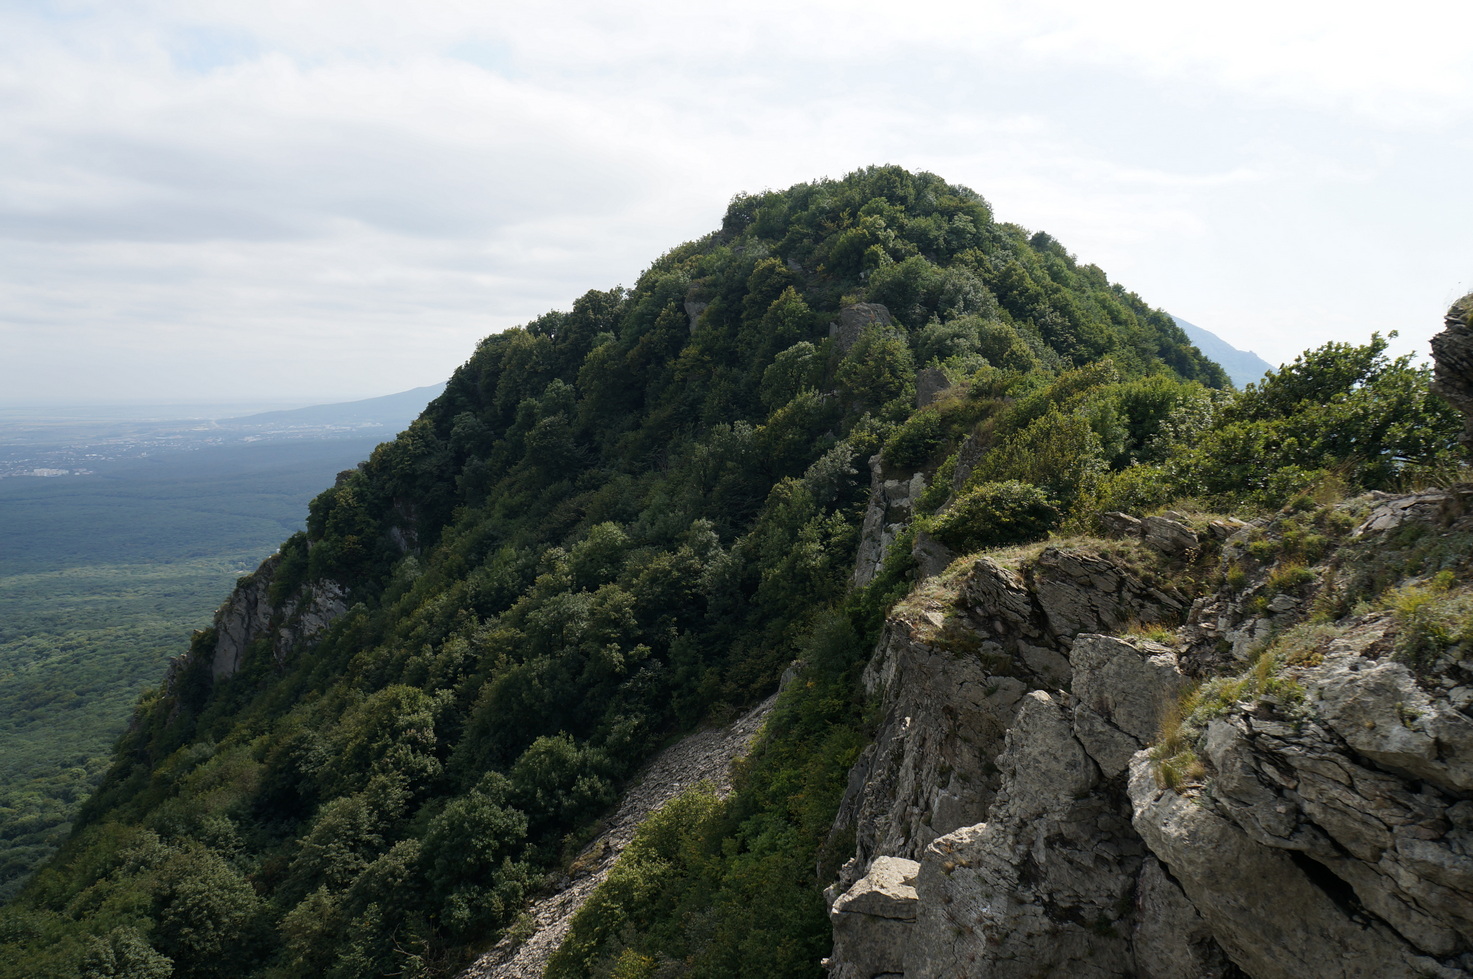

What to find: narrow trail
left=458, top=693, right=779, bottom=979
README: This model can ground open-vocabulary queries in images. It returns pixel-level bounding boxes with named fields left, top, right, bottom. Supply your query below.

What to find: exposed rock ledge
left=826, top=493, right=1473, bottom=978
left=459, top=694, right=778, bottom=979
left=203, top=552, right=347, bottom=680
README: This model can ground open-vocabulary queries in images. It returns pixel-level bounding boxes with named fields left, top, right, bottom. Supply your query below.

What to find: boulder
left=828, top=857, right=919, bottom=979
left=1100, top=511, right=1143, bottom=537
left=683, top=299, right=708, bottom=333
left=1140, top=515, right=1198, bottom=556
left=915, top=367, right=951, bottom=408
left=1070, top=634, right=1189, bottom=777
left=830, top=303, right=896, bottom=355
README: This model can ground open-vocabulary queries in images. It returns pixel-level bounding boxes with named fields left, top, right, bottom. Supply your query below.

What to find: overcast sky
left=3, top=1, right=1471, bottom=406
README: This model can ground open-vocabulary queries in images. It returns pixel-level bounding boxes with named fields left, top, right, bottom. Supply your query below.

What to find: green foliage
left=547, top=615, right=867, bottom=979
left=79, top=927, right=172, bottom=979
left=1386, top=572, right=1472, bottom=670
left=1166, top=335, right=1462, bottom=506
left=882, top=408, right=946, bottom=470
left=835, top=325, right=915, bottom=416
left=927, top=480, right=1061, bottom=553
left=970, top=408, right=1106, bottom=511
left=510, top=734, right=616, bottom=834
left=0, top=437, right=382, bottom=898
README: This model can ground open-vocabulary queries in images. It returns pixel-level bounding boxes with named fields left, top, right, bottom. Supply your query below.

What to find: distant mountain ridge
left=1171, top=314, right=1275, bottom=388
left=222, top=383, right=447, bottom=430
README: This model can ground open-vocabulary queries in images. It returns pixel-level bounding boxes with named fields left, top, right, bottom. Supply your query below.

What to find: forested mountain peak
left=1, top=167, right=1463, bottom=979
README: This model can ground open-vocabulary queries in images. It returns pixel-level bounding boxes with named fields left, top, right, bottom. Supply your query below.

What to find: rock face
left=828, top=856, right=919, bottom=979
left=853, top=454, right=928, bottom=588
left=830, top=303, right=897, bottom=355
left=1432, top=293, right=1473, bottom=453
left=193, top=552, right=347, bottom=682
left=826, top=494, right=1473, bottom=978
left=915, top=367, right=951, bottom=408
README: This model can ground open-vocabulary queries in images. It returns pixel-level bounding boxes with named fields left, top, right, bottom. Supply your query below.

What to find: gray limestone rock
left=206, top=553, right=346, bottom=681
left=1032, top=548, right=1186, bottom=641
left=1206, top=517, right=1250, bottom=540
left=1131, top=856, right=1239, bottom=979
left=905, top=692, right=1138, bottom=979
left=910, top=528, right=954, bottom=581
left=1100, top=511, right=1143, bottom=537
left=1139, top=515, right=1199, bottom=556
left=1130, top=753, right=1464, bottom=979
left=852, top=455, right=928, bottom=588
left=1310, top=650, right=1473, bottom=793
left=683, top=299, right=708, bottom=333
left=915, top=367, right=951, bottom=408
left=827, top=474, right=1473, bottom=978
left=1071, top=634, right=1188, bottom=777
left=211, top=554, right=280, bottom=679
left=828, top=857, right=919, bottom=979
left=830, top=303, right=896, bottom=356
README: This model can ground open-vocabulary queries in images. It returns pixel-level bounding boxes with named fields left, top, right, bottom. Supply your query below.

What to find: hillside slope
left=0, top=168, right=1462, bottom=979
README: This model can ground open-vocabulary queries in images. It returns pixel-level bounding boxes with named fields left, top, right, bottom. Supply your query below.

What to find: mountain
left=1, top=167, right=1465, bottom=979
left=0, top=386, right=446, bottom=479
left=220, top=384, right=448, bottom=432
left=1171, top=314, right=1275, bottom=388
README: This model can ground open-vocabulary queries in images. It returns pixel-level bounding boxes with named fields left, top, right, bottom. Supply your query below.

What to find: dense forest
left=0, top=165, right=1461, bottom=979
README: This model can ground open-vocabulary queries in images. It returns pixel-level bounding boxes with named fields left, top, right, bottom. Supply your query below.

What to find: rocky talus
left=826, top=490, right=1473, bottom=978
left=459, top=694, right=777, bottom=979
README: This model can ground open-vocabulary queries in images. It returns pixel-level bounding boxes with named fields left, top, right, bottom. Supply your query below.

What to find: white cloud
left=1, top=0, right=1471, bottom=402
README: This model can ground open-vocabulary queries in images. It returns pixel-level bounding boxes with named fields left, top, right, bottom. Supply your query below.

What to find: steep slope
left=0, top=168, right=1459, bottom=979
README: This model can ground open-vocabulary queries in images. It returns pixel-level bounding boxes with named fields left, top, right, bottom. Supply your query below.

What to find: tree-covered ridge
left=1, top=165, right=1457, bottom=979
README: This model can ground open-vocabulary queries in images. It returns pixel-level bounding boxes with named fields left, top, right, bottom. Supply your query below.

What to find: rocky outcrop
left=200, top=553, right=347, bottom=681
left=853, top=454, right=927, bottom=588
left=211, top=555, right=281, bottom=679
left=1432, top=293, right=1473, bottom=453
left=915, top=367, right=951, bottom=408
left=827, top=492, right=1473, bottom=978
left=1129, top=694, right=1472, bottom=979
left=828, top=857, right=919, bottom=979
left=830, top=303, right=897, bottom=356
left=823, top=297, right=1473, bottom=977
left=904, top=690, right=1141, bottom=979
left=830, top=544, right=1187, bottom=897
left=683, top=299, right=708, bottom=333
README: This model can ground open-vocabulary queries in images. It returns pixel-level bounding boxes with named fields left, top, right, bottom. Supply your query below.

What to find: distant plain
left=0, top=389, right=438, bottom=898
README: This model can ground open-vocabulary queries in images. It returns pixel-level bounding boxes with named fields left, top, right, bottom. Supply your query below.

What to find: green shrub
left=883, top=409, right=946, bottom=469
left=928, top=480, right=1060, bottom=553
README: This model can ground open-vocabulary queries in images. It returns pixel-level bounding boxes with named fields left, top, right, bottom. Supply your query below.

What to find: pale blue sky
left=2, top=1, right=1470, bottom=404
